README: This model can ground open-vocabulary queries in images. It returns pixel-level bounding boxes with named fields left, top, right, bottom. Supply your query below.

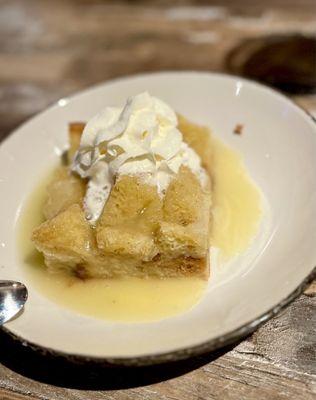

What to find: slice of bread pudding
left=32, top=96, right=213, bottom=280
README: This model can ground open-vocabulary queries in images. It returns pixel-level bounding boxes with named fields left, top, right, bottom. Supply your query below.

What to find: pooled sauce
left=210, top=138, right=262, bottom=259
left=18, top=137, right=262, bottom=322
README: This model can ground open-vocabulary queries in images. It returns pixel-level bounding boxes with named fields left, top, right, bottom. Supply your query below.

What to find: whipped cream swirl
left=72, top=92, right=206, bottom=223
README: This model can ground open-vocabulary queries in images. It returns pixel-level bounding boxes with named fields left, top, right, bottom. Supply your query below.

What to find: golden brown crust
left=68, top=122, right=85, bottom=164
left=32, top=204, right=96, bottom=273
left=163, top=166, right=205, bottom=226
left=178, top=114, right=213, bottom=175
left=43, top=166, right=86, bottom=220
left=97, top=227, right=159, bottom=261
left=97, top=175, right=162, bottom=235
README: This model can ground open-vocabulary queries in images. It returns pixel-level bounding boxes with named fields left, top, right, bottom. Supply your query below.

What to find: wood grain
left=0, top=1, right=315, bottom=399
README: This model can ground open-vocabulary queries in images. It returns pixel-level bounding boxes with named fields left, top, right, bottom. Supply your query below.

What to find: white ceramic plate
left=1, top=72, right=315, bottom=366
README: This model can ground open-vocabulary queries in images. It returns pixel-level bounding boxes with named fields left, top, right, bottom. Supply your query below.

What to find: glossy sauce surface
left=18, top=136, right=262, bottom=322
left=210, top=138, right=262, bottom=259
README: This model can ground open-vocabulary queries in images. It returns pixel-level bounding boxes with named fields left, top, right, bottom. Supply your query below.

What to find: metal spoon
left=0, top=280, right=28, bottom=325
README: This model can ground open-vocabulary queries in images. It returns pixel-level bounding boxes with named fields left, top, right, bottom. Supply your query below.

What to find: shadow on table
left=0, top=328, right=239, bottom=390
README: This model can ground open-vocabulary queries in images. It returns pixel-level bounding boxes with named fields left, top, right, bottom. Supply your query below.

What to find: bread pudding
left=32, top=93, right=213, bottom=279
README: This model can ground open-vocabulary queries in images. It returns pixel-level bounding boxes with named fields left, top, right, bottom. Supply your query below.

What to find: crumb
left=74, top=264, right=88, bottom=280
left=233, top=124, right=243, bottom=135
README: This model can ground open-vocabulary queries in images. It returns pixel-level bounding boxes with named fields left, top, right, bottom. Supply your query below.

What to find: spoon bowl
left=0, top=281, right=28, bottom=325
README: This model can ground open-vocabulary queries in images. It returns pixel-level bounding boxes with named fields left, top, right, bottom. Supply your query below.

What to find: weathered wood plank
left=1, top=0, right=315, bottom=141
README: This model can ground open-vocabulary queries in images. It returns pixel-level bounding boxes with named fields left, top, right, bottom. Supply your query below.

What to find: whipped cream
left=72, top=92, right=206, bottom=223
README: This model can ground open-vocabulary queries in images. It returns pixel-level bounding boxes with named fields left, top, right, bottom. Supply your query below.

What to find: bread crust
left=32, top=118, right=212, bottom=279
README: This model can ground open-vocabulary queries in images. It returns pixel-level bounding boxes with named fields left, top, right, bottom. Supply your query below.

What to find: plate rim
left=1, top=71, right=316, bottom=366
left=1, top=70, right=315, bottom=149
left=2, top=267, right=315, bottom=366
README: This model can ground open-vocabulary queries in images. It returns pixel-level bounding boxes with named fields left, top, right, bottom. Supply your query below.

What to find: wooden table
left=0, top=1, right=315, bottom=399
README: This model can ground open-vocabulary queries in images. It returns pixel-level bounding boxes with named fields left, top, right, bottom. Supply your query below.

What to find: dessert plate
left=1, top=72, right=315, bottom=366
